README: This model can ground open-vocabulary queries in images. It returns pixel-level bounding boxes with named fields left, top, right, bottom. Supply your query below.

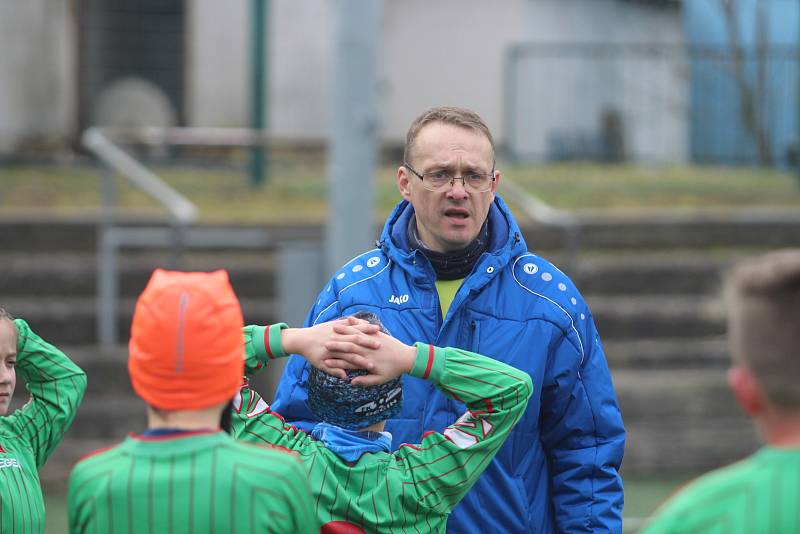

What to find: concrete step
left=0, top=251, right=277, bottom=298
left=613, top=368, right=758, bottom=471
left=572, top=254, right=728, bottom=295
left=3, top=212, right=800, bottom=254
left=603, top=337, right=728, bottom=369
left=4, top=296, right=279, bottom=345
left=65, top=397, right=147, bottom=440
left=0, top=216, right=324, bottom=252
left=623, top=416, right=758, bottom=472
left=572, top=208, right=800, bottom=251
left=588, top=295, right=726, bottom=339
left=613, top=368, right=738, bottom=419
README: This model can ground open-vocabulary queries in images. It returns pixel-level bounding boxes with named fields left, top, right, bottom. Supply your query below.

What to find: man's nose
left=447, top=176, right=470, bottom=198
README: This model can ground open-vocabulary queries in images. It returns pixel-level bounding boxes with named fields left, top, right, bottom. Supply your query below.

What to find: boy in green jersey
left=231, top=311, right=534, bottom=533
left=0, top=307, right=87, bottom=534
left=641, top=249, right=800, bottom=534
left=68, top=269, right=352, bottom=534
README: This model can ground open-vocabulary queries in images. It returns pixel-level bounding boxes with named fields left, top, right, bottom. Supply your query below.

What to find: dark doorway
left=77, top=0, right=185, bottom=132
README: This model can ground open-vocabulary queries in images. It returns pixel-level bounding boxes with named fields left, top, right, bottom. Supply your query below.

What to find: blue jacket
left=273, top=196, right=626, bottom=533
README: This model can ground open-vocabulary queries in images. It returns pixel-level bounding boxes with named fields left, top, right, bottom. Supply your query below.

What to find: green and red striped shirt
left=232, top=325, right=533, bottom=533
left=67, top=430, right=319, bottom=533
left=641, top=447, right=800, bottom=534
left=0, top=319, right=87, bottom=534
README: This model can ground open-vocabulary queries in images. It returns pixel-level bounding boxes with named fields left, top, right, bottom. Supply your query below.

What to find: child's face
left=0, top=320, right=16, bottom=416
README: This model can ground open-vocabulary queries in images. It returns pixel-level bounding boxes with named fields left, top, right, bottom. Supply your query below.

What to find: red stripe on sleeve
left=423, top=344, right=435, bottom=379
left=265, top=325, right=273, bottom=359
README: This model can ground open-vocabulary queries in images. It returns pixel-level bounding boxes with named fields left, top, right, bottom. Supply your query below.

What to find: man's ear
left=727, top=366, right=764, bottom=417
left=491, top=169, right=501, bottom=199
left=397, top=165, right=412, bottom=201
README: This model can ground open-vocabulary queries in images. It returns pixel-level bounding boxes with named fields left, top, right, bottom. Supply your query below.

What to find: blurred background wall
left=1, top=0, right=689, bottom=155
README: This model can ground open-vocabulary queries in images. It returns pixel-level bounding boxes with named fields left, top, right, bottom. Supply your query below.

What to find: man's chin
left=439, top=232, right=479, bottom=251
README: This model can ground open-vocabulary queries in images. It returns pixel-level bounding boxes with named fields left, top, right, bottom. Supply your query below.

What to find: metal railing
left=82, top=126, right=281, bottom=346
left=504, top=42, right=800, bottom=166
left=501, top=178, right=581, bottom=271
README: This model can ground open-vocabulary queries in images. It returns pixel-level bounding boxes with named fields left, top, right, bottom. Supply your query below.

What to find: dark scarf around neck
left=408, top=216, right=489, bottom=280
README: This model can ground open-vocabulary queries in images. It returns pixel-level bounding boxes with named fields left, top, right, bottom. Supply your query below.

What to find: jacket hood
left=378, top=195, right=526, bottom=277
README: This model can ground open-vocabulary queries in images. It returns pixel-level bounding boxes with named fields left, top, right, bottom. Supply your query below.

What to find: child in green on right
left=641, top=249, right=800, bottom=534
left=232, top=310, right=533, bottom=533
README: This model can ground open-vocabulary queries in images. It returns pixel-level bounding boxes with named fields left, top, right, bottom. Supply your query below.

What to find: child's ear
left=727, top=366, right=764, bottom=417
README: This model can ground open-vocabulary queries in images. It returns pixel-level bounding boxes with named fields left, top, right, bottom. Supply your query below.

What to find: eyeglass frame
left=403, top=161, right=497, bottom=193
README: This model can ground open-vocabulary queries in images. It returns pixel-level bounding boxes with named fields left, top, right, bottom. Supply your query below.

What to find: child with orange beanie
left=67, top=269, right=327, bottom=534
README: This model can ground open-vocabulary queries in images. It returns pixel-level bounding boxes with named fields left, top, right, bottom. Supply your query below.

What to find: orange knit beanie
left=128, top=269, right=244, bottom=411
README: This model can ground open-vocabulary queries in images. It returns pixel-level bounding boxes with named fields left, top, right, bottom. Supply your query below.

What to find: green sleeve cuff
left=409, top=343, right=446, bottom=383
left=265, top=323, right=290, bottom=359
left=249, top=323, right=290, bottom=361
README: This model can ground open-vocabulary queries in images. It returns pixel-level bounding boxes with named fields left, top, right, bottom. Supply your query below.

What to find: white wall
left=269, top=1, right=334, bottom=139
left=0, top=0, right=685, bottom=162
left=0, top=0, right=75, bottom=153
left=512, top=0, right=688, bottom=162
left=187, top=0, right=529, bottom=143
left=186, top=0, right=248, bottom=128
left=378, top=0, right=529, bottom=144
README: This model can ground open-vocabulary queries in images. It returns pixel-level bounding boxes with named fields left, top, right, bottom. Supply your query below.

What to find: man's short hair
left=404, top=106, right=495, bottom=165
left=726, top=249, right=800, bottom=409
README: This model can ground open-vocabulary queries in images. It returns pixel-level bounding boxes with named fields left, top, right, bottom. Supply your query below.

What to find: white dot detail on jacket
left=580, top=313, right=586, bottom=320
left=558, top=283, right=567, bottom=291
left=541, top=272, right=553, bottom=282
left=336, top=273, right=345, bottom=280
left=352, top=265, right=363, bottom=273
left=571, top=297, right=578, bottom=306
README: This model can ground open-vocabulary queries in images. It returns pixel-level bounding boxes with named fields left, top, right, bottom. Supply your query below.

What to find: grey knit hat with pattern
left=307, top=311, right=403, bottom=430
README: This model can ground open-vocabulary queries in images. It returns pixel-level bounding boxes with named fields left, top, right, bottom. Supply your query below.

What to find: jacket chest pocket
left=468, top=318, right=481, bottom=353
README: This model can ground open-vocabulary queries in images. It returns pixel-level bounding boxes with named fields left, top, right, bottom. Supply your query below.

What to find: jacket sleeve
left=9, top=319, right=88, bottom=468
left=230, top=324, right=317, bottom=453
left=270, top=284, right=343, bottom=432
left=395, top=344, right=533, bottom=515
left=539, top=311, right=626, bottom=533
left=229, top=382, right=316, bottom=453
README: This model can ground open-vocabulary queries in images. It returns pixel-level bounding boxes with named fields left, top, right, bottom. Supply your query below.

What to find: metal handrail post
left=500, top=178, right=582, bottom=271
left=97, top=227, right=119, bottom=347
left=83, top=127, right=199, bottom=346
left=97, top=163, right=118, bottom=347
left=169, top=222, right=187, bottom=268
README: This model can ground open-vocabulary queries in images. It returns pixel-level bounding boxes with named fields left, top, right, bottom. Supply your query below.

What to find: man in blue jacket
left=273, top=106, right=626, bottom=532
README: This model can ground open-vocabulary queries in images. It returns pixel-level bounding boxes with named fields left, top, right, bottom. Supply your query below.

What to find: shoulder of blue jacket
left=312, top=248, right=390, bottom=322
left=509, top=252, right=591, bottom=328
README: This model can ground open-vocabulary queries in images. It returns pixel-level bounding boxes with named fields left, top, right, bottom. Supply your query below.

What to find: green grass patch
left=504, top=163, right=800, bottom=211
left=2, top=162, right=799, bottom=224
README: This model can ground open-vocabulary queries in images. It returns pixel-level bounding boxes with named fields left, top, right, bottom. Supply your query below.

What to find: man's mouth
left=444, top=208, right=470, bottom=220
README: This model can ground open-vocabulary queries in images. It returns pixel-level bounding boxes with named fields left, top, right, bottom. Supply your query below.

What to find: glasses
left=404, top=162, right=495, bottom=193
